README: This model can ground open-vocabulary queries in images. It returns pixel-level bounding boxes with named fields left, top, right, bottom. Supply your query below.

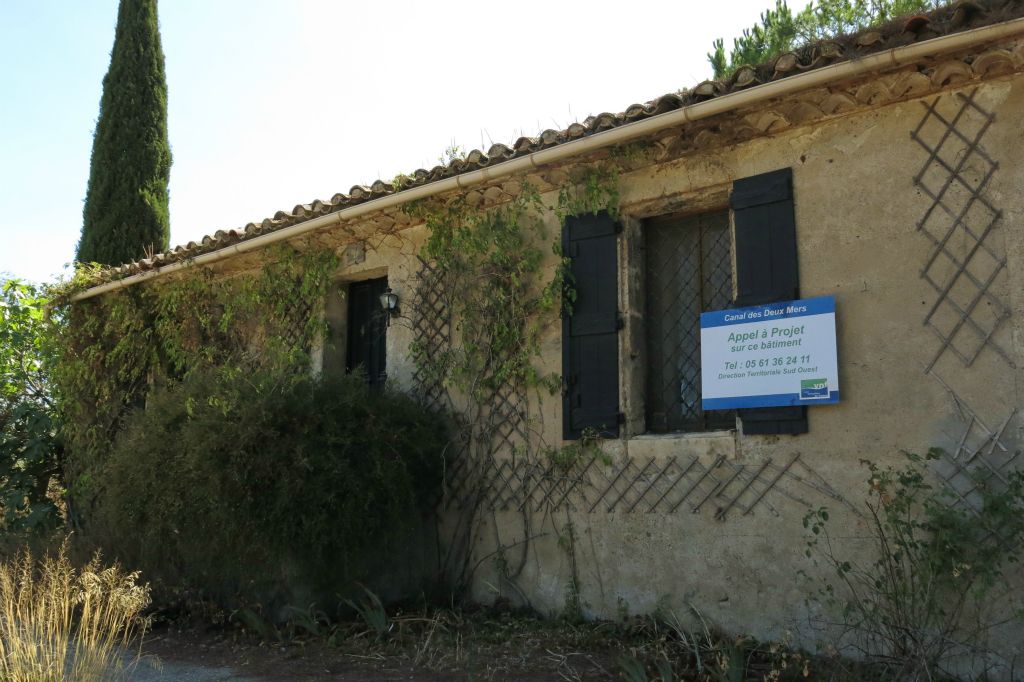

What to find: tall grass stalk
left=0, top=544, right=151, bottom=681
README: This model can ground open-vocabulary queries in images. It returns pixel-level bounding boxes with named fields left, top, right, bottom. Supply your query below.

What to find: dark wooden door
left=346, top=277, right=388, bottom=387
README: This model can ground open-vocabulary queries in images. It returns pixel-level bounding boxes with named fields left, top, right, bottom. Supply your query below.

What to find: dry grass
left=0, top=542, right=151, bottom=681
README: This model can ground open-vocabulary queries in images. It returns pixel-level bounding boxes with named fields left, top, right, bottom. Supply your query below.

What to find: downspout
left=71, top=17, right=1024, bottom=303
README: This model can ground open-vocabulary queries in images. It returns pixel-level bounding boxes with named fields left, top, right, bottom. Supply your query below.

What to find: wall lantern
left=379, top=287, right=399, bottom=324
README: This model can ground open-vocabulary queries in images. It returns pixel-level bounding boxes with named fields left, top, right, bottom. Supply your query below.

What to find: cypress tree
left=78, top=0, right=171, bottom=266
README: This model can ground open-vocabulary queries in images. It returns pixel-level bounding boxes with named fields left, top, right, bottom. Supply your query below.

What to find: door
left=346, top=277, right=388, bottom=387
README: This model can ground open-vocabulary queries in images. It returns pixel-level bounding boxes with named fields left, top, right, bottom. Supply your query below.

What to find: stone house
left=74, top=2, right=1024, bottom=667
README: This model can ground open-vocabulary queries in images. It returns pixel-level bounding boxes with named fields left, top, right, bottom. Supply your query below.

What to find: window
left=643, top=211, right=735, bottom=433
left=561, top=167, right=806, bottom=440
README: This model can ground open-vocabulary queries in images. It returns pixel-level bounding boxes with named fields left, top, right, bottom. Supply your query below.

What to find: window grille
left=644, top=211, right=734, bottom=433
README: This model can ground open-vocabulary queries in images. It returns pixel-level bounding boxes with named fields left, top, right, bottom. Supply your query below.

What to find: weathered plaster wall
left=324, top=74, right=1024, bottom=665
left=496, top=77, right=1021, bottom=657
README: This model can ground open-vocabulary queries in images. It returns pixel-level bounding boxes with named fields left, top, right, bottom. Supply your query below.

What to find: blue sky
left=0, top=0, right=770, bottom=283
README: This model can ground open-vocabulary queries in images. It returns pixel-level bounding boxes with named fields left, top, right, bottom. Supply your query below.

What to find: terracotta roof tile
left=89, top=0, right=1024, bottom=282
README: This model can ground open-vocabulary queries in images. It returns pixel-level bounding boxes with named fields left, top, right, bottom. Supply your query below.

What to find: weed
left=557, top=521, right=584, bottom=623
left=230, top=607, right=280, bottom=642
left=543, top=427, right=609, bottom=474
left=283, top=603, right=329, bottom=638
left=215, top=597, right=835, bottom=680
left=616, top=596, right=630, bottom=622
left=618, top=654, right=651, bottom=681
left=618, top=654, right=675, bottom=681
left=803, top=450, right=1024, bottom=678
left=344, top=584, right=391, bottom=640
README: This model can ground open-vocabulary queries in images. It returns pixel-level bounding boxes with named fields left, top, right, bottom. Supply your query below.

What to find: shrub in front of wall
left=803, top=451, right=1024, bottom=678
left=76, top=367, right=448, bottom=616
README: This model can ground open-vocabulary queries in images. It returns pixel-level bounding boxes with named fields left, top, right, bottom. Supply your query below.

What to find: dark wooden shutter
left=562, top=212, right=620, bottom=440
left=731, top=168, right=807, bottom=435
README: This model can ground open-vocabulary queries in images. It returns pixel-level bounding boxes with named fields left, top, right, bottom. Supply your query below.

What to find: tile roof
left=93, top=0, right=1023, bottom=282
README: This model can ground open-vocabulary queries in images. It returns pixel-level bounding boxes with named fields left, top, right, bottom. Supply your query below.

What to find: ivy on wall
left=405, top=165, right=620, bottom=405
left=51, top=246, right=339, bottom=482
left=406, top=183, right=556, bottom=400
left=53, top=159, right=620, bottom=497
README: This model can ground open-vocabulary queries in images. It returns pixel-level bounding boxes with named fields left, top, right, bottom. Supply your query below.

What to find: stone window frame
left=617, top=184, right=740, bottom=439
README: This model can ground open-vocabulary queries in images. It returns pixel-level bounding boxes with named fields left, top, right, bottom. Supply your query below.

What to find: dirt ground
left=133, top=601, right=831, bottom=681
left=138, top=617, right=629, bottom=681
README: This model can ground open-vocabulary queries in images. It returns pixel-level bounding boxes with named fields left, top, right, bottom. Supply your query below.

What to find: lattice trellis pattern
left=443, top=449, right=853, bottom=520
left=410, top=258, right=453, bottom=412
left=484, top=382, right=529, bottom=456
left=911, top=89, right=1014, bottom=372
left=444, top=383, right=530, bottom=511
left=279, top=281, right=315, bottom=350
left=912, top=92, right=1022, bottom=554
left=931, top=374, right=1021, bottom=516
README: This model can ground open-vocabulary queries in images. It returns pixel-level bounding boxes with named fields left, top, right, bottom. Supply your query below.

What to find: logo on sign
left=800, top=378, right=829, bottom=400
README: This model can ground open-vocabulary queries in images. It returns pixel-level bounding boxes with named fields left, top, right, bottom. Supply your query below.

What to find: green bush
left=76, top=367, right=448, bottom=616
left=1, top=279, right=63, bottom=537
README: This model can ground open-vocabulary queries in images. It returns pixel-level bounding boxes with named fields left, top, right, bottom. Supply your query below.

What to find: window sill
left=625, top=429, right=736, bottom=460
left=629, top=429, right=735, bottom=441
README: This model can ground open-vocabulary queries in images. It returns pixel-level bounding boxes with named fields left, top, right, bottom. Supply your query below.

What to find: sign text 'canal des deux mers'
left=700, top=296, right=839, bottom=410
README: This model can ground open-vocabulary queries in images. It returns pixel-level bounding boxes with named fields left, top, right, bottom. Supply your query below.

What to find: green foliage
left=543, top=427, right=608, bottom=474
left=556, top=521, right=583, bottom=622
left=48, top=246, right=386, bottom=612
left=803, top=450, right=1024, bottom=678
left=405, top=165, right=618, bottom=595
left=344, top=584, right=392, bottom=640
left=708, top=0, right=938, bottom=79
left=406, top=165, right=619, bottom=405
left=51, top=247, right=338, bottom=476
left=605, top=605, right=813, bottom=682
left=438, top=143, right=465, bottom=166
left=407, top=182, right=557, bottom=399
left=797, top=0, right=936, bottom=41
left=709, top=1, right=800, bottom=80
left=281, top=603, right=330, bottom=639
left=231, top=607, right=281, bottom=642
left=80, top=367, right=448, bottom=612
left=0, top=280, right=62, bottom=534
left=617, top=654, right=669, bottom=682
left=555, top=165, right=620, bottom=224
left=78, top=0, right=171, bottom=266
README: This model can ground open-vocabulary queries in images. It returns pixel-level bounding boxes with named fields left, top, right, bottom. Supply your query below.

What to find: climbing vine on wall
left=407, top=183, right=555, bottom=400
left=403, top=163, right=619, bottom=594
left=405, top=164, right=620, bottom=408
left=50, top=246, right=339, bottom=476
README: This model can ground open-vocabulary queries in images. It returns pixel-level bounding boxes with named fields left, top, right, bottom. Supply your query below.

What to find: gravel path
left=124, top=654, right=253, bottom=681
